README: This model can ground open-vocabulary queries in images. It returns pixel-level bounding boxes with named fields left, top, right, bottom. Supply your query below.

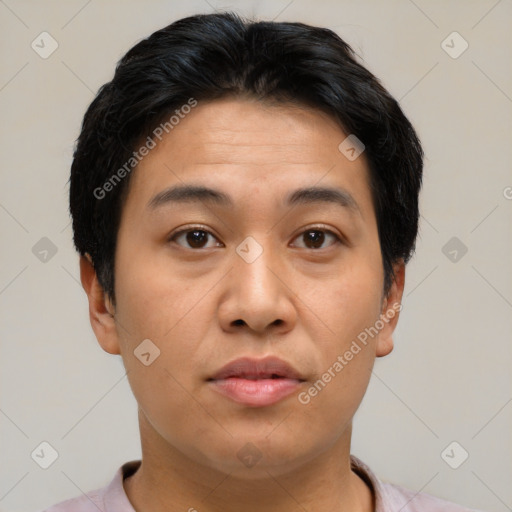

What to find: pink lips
left=208, top=356, right=305, bottom=407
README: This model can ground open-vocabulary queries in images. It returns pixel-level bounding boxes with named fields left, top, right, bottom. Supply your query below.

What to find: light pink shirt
left=41, top=456, right=481, bottom=511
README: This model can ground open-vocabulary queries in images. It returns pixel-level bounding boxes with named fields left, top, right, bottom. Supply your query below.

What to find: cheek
left=113, top=245, right=213, bottom=401
left=125, top=358, right=232, bottom=465
left=304, top=250, right=383, bottom=347
left=297, top=305, right=378, bottom=444
left=113, top=260, right=214, bottom=451
left=114, top=239, right=204, bottom=340
left=295, top=253, right=383, bottom=421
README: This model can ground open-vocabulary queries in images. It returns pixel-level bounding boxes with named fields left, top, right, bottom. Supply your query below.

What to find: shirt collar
left=109, top=456, right=389, bottom=511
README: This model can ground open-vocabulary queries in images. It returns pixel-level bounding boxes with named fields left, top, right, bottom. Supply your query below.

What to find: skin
left=80, top=97, right=405, bottom=512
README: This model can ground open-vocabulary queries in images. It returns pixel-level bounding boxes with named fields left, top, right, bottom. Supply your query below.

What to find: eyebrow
left=147, top=184, right=361, bottom=216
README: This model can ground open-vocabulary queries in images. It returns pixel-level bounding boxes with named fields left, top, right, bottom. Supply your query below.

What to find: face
left=83, top=97, right=404, bottom=477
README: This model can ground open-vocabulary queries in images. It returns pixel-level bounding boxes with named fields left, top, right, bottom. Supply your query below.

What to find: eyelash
left=168, top=225, right=343, bottom=250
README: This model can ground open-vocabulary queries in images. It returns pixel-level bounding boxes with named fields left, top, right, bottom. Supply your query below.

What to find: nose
left=217, top=237, right=297, bottom=336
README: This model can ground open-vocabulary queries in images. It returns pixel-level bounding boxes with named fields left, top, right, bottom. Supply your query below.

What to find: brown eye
left=185, top=230, right=208, bottom=248
left=170, top=228, right=221, bottom=249
left=293, top=228, right=340, bottom=250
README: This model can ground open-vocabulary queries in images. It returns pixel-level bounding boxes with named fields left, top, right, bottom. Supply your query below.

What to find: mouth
left=207, top=356, right=305, bottom=408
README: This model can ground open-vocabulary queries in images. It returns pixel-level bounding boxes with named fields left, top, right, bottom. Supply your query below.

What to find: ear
left=79, top=254, right=121, bottom=355
left=375, top=260, right=405, bottom=358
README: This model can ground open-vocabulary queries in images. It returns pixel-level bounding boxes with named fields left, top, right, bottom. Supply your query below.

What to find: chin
left=193, top=430, right=321, bottom=478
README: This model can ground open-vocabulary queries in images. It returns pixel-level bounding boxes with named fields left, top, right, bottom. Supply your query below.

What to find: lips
left=208, top=356, right=305, bottom=407
left=210, top=356, right=304, bottom=381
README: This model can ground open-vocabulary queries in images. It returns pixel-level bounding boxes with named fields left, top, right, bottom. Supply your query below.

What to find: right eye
left=169, top=227, right=223, bottom=250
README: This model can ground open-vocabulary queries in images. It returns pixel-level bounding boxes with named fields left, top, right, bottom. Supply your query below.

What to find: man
left=44, top=12, right=479, bottom=512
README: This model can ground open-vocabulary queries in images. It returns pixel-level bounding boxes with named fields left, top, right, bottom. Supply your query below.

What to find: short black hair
left=70, top=11, right=423, bottom=302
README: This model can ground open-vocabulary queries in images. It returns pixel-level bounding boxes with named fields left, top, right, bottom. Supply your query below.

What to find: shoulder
left=38, top=489, right=105, bottom=512
left=37, top=460, right=140, bottom=512
left=350, top=455, right=483, bottom=512
left=380, top=481, right=482, bottom=512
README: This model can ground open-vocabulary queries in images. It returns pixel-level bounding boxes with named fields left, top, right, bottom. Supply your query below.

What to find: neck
left=124, top=411, right=373, bottom=512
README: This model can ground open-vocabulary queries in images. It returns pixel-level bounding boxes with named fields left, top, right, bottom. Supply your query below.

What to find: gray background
left=0, top=1, right=511, bottom=511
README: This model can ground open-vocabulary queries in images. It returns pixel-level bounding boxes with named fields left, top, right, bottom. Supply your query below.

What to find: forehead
left=124, top=97, right=374, bottom=220
left=149, top=98, right=352, bottom=163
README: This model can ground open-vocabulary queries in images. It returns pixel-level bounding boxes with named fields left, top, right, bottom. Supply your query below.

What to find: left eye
left=291, top=228, right=341, bottom=249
